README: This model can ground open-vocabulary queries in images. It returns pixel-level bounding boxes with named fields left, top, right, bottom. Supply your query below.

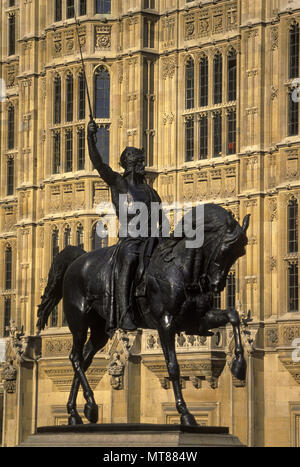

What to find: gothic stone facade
left=0, top=0, right=300, bottom=447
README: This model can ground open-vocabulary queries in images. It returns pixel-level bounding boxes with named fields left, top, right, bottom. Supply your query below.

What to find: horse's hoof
left=231, top=357, right=247, bottom=381
left=68, top=414, right=83, bottom=426
left=84, top=402, right=98, bottom=424
left=180, top=413, right=198, bottom=426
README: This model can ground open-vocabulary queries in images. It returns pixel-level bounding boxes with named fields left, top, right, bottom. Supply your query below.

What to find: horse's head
left=201, top=204, right=250, bottom=294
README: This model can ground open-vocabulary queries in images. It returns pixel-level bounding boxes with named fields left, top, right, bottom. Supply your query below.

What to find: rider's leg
left=117, top=243, right=140, bottom=331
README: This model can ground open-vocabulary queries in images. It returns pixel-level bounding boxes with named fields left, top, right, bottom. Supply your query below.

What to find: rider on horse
left=87, top=120, right=163, bottom=334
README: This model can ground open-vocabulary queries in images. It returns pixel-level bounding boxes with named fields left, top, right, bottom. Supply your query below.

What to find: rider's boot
left=121, top=310, right=137, bottom=331
left=118, top=265, right=137, bottom=332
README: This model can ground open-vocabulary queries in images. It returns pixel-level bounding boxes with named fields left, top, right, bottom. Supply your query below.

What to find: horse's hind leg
left=67, top=314, right=108, bottom=425
left=158, top=313, right=197, bottom=426
left=69, top=326, right=99, bottom=424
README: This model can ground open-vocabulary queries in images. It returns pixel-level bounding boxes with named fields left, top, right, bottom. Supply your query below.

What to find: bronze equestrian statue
left=37, top=122, right=250, bottom=427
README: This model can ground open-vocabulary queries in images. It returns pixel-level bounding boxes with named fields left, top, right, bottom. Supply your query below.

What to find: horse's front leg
left=227, top=309, right=247, bottom=381
left=158, top=313, right=197, bottom=426
left=201, top=308, right=246, bottom=381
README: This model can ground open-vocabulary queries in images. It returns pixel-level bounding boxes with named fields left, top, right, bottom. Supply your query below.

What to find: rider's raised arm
left=87, top=121, right=120, bottom=186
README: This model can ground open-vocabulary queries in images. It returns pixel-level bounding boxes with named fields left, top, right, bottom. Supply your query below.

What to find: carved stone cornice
left=142, top=351, right=226, bottom=390
left=41, top=361, right=107, bottom=392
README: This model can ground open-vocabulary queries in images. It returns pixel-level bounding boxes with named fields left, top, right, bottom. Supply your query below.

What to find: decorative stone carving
left=95, top=25, right=111, bottom=50
left=2, top=359, right=17, bottom=394
left=286, top=149, right=298, bottom=180
left=268, top=198, right=277, bottom=221
left=162, top=17, right=175, bottom=49
left=161, top=56, right=176, bottom=79
left=270, top=26, right=279, bottom=50
left=108, top=353, right=125, bottom=390
left=43, top=365, right=106, bottom=392
left=184, top=14, right=195, bottom=41
left=265, top=327, right=279, bottom=347
left=281, top=326, right=300, bottom=346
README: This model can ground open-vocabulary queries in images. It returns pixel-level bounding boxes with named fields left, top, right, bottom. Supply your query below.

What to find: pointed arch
left=51, top=226, right=59, bottom=259
left=63, top=225, right=71, bottom=248
left=5, top=245, right=12, bottom=290
left=92, top=220, right=108, bottom=250
left=53, top=74, right=62, bottom=124
left=227, top=48, right=237, bottom=102
left=199, top=53, right=208, bottom=107
left=76, top=223, right=84, bottom=249
left=289, top=21, right=299, bottom=79
left=185, top=57, right=194, bottom=110
left=214, top=51, right=223, bottom=104
left=288, top=197, right=298, bottom=253
left=94, top=66, right=110, bottom=118
left=66, top=72, right=74, bottom=122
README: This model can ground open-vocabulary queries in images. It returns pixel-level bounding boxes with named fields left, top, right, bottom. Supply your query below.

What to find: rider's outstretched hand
left=87, top=120, right=98, bottom=139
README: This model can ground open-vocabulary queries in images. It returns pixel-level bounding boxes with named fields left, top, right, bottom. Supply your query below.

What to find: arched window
left=76, top=225, right=84, bottom=249
left=66, top=73, right=74, bottom=122
left=8, top=14, right=15, bottom=56
left=288, top=198, right=298, bottom=253
left=288, top=89, right=299, bottom=136
left=185, top=117, right=194, bottom=162
left=7, top=158, right=14, bottom=196
left=77, top=128, right=85, bottom=170
left=213, top=112, right=222, bottom=157
left=53, top=132, right=61, bottom=174
left=92, top=221, right=108, bottom=250
left=65, top=129, right=73, bottom=172
left=79, top=0, right=86, bottom=16
left=5, top=246, right=12, bottom=290
left=96, top=0, right=111, bottom=14
left=289, top=22, right=299, bottom=79
left=228, top=49, right=237, bottom=102
left=226, top=272, right=236, bottom=309
left=214, top=52, right=223, bottom=104
left=52, top=228, right=59, bottom=259
left=8, top=105, right=15, bottom=150
left=54, top=76, right=61, bottom=124
left=4, top=299, right=11, bottom=337
left=185, top=58, right=194, bottom=110
left=96, top=124, right=110, bottom=165
left=55, top=0, right=62, bottom=21
left=199, top=55, right=208, bottom=107
left=66, top=0, right=75, bottom=19
left=288, top=263, right=299, bottom=312
left=94, top=66, right=110, bottom=118
left=227, top=109, right=236, bottom=155
left=78, top=72, right=86, bottom=120
left=64, top=226, right=71, bottom=248
left=199, top=115, right=208, bottom=160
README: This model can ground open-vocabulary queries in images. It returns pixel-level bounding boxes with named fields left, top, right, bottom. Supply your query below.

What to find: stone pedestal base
left=20, top=424, right=245, bottom=447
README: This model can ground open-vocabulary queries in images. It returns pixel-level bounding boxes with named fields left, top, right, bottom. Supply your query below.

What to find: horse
left=37, top=203, right=250, bottom=427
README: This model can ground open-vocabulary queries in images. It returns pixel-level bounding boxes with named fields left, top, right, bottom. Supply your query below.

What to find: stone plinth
left=19, top=424, right=245, bottom=447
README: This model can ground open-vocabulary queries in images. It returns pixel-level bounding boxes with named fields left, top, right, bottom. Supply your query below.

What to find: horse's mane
left=158, top=203, right=238, bottom=259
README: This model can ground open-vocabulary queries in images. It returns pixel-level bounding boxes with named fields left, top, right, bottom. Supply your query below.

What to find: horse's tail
left=36, top=245, right=86, bottom=332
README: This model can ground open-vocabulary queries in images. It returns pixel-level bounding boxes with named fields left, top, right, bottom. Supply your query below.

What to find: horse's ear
left=242, top=214, right=251, bottom=233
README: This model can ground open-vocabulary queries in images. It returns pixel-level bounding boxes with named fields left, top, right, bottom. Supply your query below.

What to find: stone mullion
left=86, top=63, right=94, bottom=173
left=278, top=193, right=288, bottom=316
left=208, top=111, right=213, bottom=160
left=208, top=51, right=213, bottom=110
left=221, top=107, right=226, bottom=157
